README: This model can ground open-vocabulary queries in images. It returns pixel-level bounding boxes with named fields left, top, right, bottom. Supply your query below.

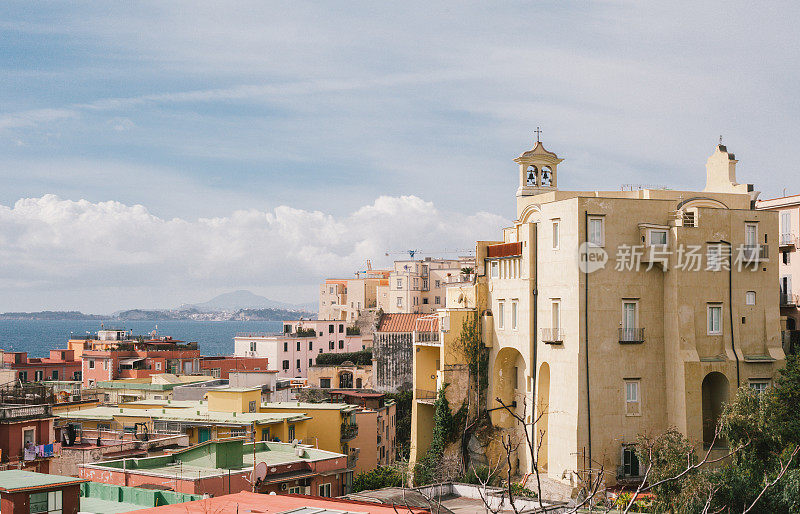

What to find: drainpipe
left=719, top=240, right=741, bottom=387
left=583, top=210, right=593, bottom=473
left=531, top=225, right=539, bottom=411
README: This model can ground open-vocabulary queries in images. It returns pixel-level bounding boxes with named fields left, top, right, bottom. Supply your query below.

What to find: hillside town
left=0, top=139, right=799, bottom=513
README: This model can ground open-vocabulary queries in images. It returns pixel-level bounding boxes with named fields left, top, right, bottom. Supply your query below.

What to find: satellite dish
left=251, top=461, right=267, bottom=482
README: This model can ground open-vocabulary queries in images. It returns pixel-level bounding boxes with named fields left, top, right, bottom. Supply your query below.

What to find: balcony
left=414, top=331, right=440, bottom=344
left=738, top=244, right=768, bottom=264
left=780, top=233, right=798, bottom=250
left=0, top=404, right=52, bottom=422
left=415, top=389, right=437, bottom=405
left=619, top=327, right=645, bottom=344
left=781, top=293, right=799, bottom=307
left=340, top=423, right=359, bottom=442
left=540, top=328, right=564, bottom=344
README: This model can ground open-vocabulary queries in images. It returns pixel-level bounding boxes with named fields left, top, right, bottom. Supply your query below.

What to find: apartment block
left=376, top=257, right=474, bottom=315
left=2, top=349, right=82, bottom=383
left=411, top=140, right=785, bottom=488
left=234, top=320, right=369, bottom=378
left=319, top=273, right=389, bottom=322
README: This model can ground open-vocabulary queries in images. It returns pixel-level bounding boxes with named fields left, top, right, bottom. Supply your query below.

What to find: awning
left=118, top=357, right=146, bottom=366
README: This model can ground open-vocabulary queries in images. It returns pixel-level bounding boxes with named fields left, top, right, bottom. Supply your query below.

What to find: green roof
left=82, top=440, right=345, bottom=480
left=262, top=401, right=358, bottom=412
left=0, top=470, right=86, bottom=492
left=80, top=482, right=202, bottom=514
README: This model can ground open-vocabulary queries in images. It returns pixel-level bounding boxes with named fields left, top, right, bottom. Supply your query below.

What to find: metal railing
left=414, top=331, right=440, bottom=343
left=540, top=328, right=564, bottom=343
left=340, top=423, right=359, bottom=441
left=780, top=233, right=798, bottom=247
left=739, top=244, right=768, bottom=262
left=781, top=293, right=799, bottom=306
left=619, top=327, right=646, bottom=344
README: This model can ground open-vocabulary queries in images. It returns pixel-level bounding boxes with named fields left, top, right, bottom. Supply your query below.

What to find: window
left=649, top=229, right=668, bottom=246
left=708, top=304, right=722, bottom=335
left=396, top=278, right=403, bottom=288
left=498, top=301, right=505, bottom=329
left=435, top=280, right=440, bottom=288
left=339, top=324, right=344, bottom=333
left=745, top=223, right=758, bottom=247
left=625, top=380, right=641, bottom=416
left=784, top=252, right=791, bottom=265
left=308, top=341, right=313, bottom=350
left=745, top=291, right=756, bottom=305
left=339, top=340, right=344, bottom=349
left=282, top=360, right=290, bottom=370
left=35, top=370, right=43, bottom=381
left=89, top=359, right=95, bottom=369
left=396, top=297, right=403, bottom=308
left=622, top=301, right=637, bottom=330
left=155, top=362, right=162, bottom=371
left=19, top=371, right=27, bottom=382
left=588, top=217, right=604, bottom=246
left=288, top=424, right=296, bottom=441
left=24, top=428, right=35, bottom=445
left=329, top=324, right=334, bottom=333
left=511, top=301, right=518, bottom=330
left=320, top=378, right=331, bottom=388
left=422, top=298, right=429, bottom=304
left=250, top=341, right=256, bottom=352
left=552, top=220, right=560, bottom=249
left=435, top=296, right=441, bottom=305
left=249, top=401, right=256, bottom=413
left=329, top=341, right=334, bottom=350
left=230, top=428, right=246, bottom=437
left=622, top=445, right=640, bottom=477
left=288, top=486, right=302, bottom=494
left=781, top=211, right=792, bottom=241
left=750, top=380, right=769, bottom=394
left=551, top=300, right=560, bottom=331
left=308, top=358, right=313, bottom=367
left=490, top=261, right=499, bottom=278
left=283, top=342, right=288, bottom=352
left=318, top=483, right=331, bottom=497
left=72, top=371, right=81, bottom=381
left=296, top=341, right=301, bottom=351
left=103, top=359, right=109, bottom=370
left=30, top=490, right=61, bottom=514
left=707, top=244, right=725, bottom=271
left=262, top=428, right=271, bottom=441
left=296, top=359, right=301, bottom=370
left=51, top=370, right=58, bottom=380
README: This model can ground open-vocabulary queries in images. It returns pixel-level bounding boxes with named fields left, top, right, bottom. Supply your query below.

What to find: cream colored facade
left=756, top=194, right=800, bottom=354
left=411, top=141, right=785, bottom=488
left=319, top=276, right=387, bottom=321
left=377, top=258, right=475, bottom=315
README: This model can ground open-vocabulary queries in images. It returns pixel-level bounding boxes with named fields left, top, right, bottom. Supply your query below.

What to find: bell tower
left=515, top=130, right=563, bottom=197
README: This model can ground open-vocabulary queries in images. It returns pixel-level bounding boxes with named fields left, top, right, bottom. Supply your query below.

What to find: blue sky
left=0, top=1, right=798, bottom=312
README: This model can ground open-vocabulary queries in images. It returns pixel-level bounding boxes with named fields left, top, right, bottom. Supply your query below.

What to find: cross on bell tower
left=515, top=130, right=563, bottom=197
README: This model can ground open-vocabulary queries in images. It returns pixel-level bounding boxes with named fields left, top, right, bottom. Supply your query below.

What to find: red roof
left=486, top=242, right=522, bottom=258
left=377, top=313, right=427, bottom=333
left=130, top=492, right=429, bottom=513
left=414, top=315, right=438, bottom=333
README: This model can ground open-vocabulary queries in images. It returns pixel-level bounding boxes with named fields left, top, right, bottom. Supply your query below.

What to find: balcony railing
left=781, top=293, right=799, bottom=307
left=619, top=327, right=645, bottom=344
left=540, top=328, right=564, bottom=344
left=739, top=244, right=768, bottom=263
left=414, top=331, right=440, bottom=344
left=0, top=404, right=52, bottom=421
left=340, top=423, right=359, bottom=441
left=780, top=233, right=798, bottom=248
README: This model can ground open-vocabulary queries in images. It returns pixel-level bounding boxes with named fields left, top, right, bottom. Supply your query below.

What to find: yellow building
left=260, top=402, right=359, bottom=456
left=411, top=140, right=785, bottom=489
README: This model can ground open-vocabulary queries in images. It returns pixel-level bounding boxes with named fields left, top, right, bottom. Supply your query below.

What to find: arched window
left=526, top=165, right=538, bottom=186
left=541, top=166, right=553, bottom=186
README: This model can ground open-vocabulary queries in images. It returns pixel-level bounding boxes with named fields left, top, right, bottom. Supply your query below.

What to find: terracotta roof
left=377, top=313, right=427, bottom=333
left=414, top=315, right=439, bottom=333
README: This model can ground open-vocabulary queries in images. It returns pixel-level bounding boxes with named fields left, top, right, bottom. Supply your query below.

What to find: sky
left=0, top=1, right=798, bottom=313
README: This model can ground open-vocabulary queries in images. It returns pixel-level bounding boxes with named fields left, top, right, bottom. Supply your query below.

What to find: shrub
left=316, top=350, right=372, bottom=366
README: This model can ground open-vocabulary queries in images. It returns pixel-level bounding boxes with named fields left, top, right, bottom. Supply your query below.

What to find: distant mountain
left=0, top=311, right=104, bottom=320
left=182, top=290, right=316, bottom=313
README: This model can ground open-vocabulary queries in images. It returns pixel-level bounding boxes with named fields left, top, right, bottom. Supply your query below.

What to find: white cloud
left=0, top=194, right=507, bottom=312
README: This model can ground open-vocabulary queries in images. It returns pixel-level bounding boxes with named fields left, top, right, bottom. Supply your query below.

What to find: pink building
left=234, top=320, right=369, bottom=378
left=2, top=350, right=81, bottom=383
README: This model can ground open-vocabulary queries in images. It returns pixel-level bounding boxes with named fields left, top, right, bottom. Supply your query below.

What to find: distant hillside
left=183, top=290, right=316, bottom=312
left=0, top=311, right=105, bottom=320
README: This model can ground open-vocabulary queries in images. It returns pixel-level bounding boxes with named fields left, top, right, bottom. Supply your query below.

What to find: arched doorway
left=702, top=372, right=730, bottom=446
left=536, top=362, right=550, bottom=471
left=491, top=348, right=526, bottom=428
left=339, top=371, right=353, bottom=389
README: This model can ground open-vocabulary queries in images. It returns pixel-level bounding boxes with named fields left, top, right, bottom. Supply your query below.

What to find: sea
left=0, top=320, right=284, bottom=357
